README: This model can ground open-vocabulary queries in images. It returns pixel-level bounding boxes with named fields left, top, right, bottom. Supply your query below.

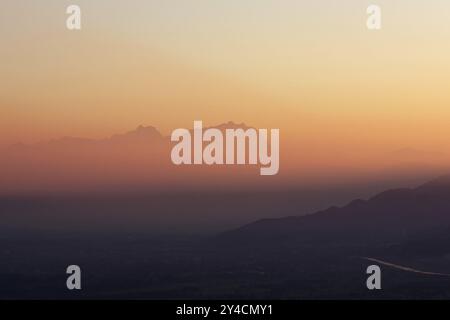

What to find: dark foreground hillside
left=3, top=176, right=450, bottom=299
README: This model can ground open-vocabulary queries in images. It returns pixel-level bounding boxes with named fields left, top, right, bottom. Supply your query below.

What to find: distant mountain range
left=0, top=122, right=262, bottom=193
left=7, top=122, right=252, bottom=150
left=9, top=125, right=166, bottom=151
left=1, top=123, right=449, bottom=194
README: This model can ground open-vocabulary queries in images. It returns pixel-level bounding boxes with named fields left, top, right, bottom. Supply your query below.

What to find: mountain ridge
left=5, top=121, right=252, bottom=150
left=220, top=175, right=450, bottom=245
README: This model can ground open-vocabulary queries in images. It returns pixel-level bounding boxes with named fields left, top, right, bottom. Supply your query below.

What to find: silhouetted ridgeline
left=220, top=175, right=450, bottom=247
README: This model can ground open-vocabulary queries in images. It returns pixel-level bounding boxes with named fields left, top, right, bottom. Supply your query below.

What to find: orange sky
left=2, top=0, right=450, bottom=186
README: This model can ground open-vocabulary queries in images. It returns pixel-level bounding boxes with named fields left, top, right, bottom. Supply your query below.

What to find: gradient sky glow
left=2, top=0, right=450, bottom=159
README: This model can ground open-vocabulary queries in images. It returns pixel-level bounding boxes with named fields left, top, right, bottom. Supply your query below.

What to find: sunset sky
left=6, top=3, right=450, bottom=304
left=2, top=0, right=450, bottom=171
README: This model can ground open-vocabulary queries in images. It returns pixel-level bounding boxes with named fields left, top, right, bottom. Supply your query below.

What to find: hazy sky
left=2, top=0, right=450, bottom=157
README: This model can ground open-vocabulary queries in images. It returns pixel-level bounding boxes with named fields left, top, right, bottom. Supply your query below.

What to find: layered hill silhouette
left=2, top=122, right=450, bottom=195
left=221, top=175, right=450, bottom=246
left=4, top=173, right=450, bottom=298
left=0, top=122, right=262, bottom=193
left=7, top=122, right=251, bottom=151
